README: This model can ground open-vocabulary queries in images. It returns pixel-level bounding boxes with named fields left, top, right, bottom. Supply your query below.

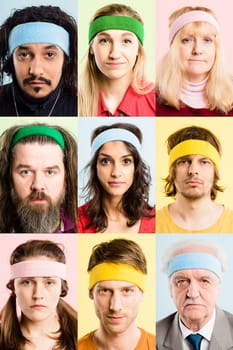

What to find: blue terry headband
left=91, top=128, right=141, bottom=158
left=168, top=252, right=222, bottom=280
left=8, top=22, right=70, bottom=56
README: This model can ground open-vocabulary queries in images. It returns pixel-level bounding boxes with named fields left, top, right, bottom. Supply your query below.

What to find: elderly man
left=78, top=238, right=156, bottom=350
left=0, top=122, right=77, bottom=232
left=157, top=125, right=233, bottom=232
left=0, top=5, right=77, bottom=116
left=156, top=239, right=233, bottom=350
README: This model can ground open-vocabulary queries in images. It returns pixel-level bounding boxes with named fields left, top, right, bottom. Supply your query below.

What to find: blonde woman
left=156, top=6, right=233, bottom=116
left=78, top=3, right=155, bottom=116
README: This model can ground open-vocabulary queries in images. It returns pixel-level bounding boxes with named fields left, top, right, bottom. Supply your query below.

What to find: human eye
left=99, top=37, right=110, bottom=44
left=99, top=157, right=111, bottom=165
left=20, top=169, right=31, bottom=177
left=122, top=157, right=133, bottom=165
left=181, top=37, right=193, bottom=44
left=45, top=278, right=56, bottom=286
left=45, top=51, right=57, bottom=59
left=123, top=38, right=132, bottom=44
left=177, top=158, right=189, bottom=166
left=46, top=169, right=55, bottom=176
left=16, top=50, right=31, bottom=60
left=201, top=158, right=211, bottom=165
left=203, top=36, right=213, bottom=43
left=20, top=279, right=32, bottom=286
left=122, top=287, right=135, bottom=295
left=98, top=288, right=111, bottom=295
left=175, top=278, right=190, bottom=288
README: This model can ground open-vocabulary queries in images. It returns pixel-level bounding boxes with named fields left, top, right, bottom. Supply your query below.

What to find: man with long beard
left=157, top=125, right=233, bottom=232
left=0, top=123, right=77, bottom=233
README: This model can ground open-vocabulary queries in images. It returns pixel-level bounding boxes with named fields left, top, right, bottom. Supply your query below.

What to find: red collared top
left=97, top=85, right=155, bottom=116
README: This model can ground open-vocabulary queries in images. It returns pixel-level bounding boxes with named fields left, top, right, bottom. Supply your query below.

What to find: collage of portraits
left=0, top=0, right=233, bottom=349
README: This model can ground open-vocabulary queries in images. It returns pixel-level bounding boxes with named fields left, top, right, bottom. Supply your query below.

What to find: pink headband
left=169, top=10, right=220, bottom=45
left=10, top=260, right=66, bottom=279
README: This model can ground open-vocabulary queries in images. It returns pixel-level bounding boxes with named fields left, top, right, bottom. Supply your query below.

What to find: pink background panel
left=156, top=0, right=233, bottom=74
left=0, top=234, right=77, bottom=310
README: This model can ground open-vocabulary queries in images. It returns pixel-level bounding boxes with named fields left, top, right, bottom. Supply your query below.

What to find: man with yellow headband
left=157, top=126, right=233, bottom=233
left=0, top=5, right=77, bottom=116
left=0, top=122, right=77, bottom=233
left=78, top=238, right=155, bottom=350
left=156, top=238, right=233, bottom=349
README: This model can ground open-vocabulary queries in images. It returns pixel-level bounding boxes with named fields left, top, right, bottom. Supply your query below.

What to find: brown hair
left=164, top=125, right=224, bottom=199
left=88, top=238, right=147, bottom=274
left=0, top=123, right=77, bottom=232
left=0, top=240, right=77, bottom=350
left=81, top=122, right=153, bottom=232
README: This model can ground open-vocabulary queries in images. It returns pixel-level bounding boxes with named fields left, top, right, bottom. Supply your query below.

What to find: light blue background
left=78, top=117, right=155, bottom=207
left=156, top=234, right=233, bottom=321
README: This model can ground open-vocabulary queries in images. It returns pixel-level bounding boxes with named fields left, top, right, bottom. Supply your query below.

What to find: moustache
left=183, top=299, right=203, bottom=307
left=27, top=191, right=51, bottom=202
left=23, top=76, right=52, bottom=86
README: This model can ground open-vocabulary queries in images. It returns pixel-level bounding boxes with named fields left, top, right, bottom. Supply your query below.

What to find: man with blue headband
left=0, top=122, right=77, bottom=233
left=0, top=6, right=77, bottom=116
left=156, top=239, right=233, bottom=350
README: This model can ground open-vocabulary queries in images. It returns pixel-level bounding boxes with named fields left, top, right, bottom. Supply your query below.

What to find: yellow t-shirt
left=157, top=205, right=233, bottom=233
left=78, top=328, right=156, bottom=350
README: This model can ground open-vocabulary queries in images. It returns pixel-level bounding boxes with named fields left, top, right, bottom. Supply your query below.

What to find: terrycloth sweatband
left=11, top=260, right=66, bottom=279
left=168, top=139, right=220, bottom=169
left=8, top=22, right=70, bottom=56
left=11, top=125, right=65, bottom=150
left=91, top=128, right=141, bottom=157
left=168, top=252, right=222, bottom=280
left=169, top=10, right=220, bottom=45
left=88, top=262, right=145, bottom=291
left=88, top=16, right=144, bottom=45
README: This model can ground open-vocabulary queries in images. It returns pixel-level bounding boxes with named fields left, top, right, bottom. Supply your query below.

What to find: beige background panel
left=78, top=234, right=156, bottom=337
left=156, top=117, right=233, bottom=210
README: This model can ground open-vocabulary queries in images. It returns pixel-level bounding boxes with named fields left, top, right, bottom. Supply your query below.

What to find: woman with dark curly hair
left=0, top=239, right=77, bottom=350
left=0, top=5, right=77, bottom=116
left=78, top=122, right=155, bottom=233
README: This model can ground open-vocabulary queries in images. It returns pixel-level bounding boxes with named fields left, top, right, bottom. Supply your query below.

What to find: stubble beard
left=11, top=190, right=65, bottom=233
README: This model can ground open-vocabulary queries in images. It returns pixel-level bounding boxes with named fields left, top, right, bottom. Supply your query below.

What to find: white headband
left=11, top=260, right=66, bottom=279
left=169, top=10, right=220, bottom=45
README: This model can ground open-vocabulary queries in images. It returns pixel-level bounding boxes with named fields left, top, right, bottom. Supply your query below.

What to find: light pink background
left=0, top=234, right=77, bottom=310
left=156, top=0, right=233, bottom=74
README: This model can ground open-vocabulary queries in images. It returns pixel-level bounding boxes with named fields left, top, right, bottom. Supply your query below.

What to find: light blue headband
left=91, top=128, right=141, bottom=157
left=8, top=22, right=70, bottom=56
left=168, top=252, right=222, bottom=280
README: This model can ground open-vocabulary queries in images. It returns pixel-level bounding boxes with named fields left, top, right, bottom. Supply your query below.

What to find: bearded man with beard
left=157, top=125, right=233, bottom=233
left=0, top=123, right=77, bottom=233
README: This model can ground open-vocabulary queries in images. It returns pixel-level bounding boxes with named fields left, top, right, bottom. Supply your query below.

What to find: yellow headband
left=169, top=139, right=220, bottom=169
left=88, top=262, right=145, bottom=291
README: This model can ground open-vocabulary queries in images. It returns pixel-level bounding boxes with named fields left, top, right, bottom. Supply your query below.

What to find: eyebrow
left=98, top=152, right=133, bottom=159
left=14, top=164, right=61, bottom=170
left=97, top=31, right=135, bottom=37
left=16, top=45, right=60, bottom=51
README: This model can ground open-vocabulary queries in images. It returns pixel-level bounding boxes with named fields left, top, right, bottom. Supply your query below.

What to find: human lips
left=107, top=315, right=126, bottom=323
left=185, top=178, right=202, bottom=186
left=108, top=181, right=125, bottom=187
left=30, top=304, right=46, bottom=310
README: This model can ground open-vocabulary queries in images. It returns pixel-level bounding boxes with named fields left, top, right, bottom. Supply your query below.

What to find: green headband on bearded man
left=88, top=16, right=144, bottom=45
left=11, top=125, right=65, bottom=150
left=88, top=262, right=145, bottom=291
left=168, top=139, right=220, bottom=170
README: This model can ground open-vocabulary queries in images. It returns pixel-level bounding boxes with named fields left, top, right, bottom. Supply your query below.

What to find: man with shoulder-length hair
left=0, top=122, right=77, bottom=232
left=0, top=5, right=77, bottom=116
left=78, top=238, right=156, bottom=350
left=157, top=125, right=233, bottom=232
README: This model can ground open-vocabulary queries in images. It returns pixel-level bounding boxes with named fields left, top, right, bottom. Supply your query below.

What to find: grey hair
left=161, top=239, right=227, bottom=275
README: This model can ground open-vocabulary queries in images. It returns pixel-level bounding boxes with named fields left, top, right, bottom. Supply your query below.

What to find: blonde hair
left=78, top=3, right=154, bottom=116
left=157, top=6, right=233, bottom=114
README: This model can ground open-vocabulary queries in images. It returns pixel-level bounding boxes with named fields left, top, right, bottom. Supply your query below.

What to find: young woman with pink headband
left=0, top=240, right=77, bottom=350
left=156, top=6, right=233, bottom=116
left=78, top=3, right=155, bottom=116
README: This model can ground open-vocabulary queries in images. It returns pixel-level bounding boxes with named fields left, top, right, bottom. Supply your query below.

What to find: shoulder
left=120, top=85, right=155, bottom=116
left=137, top=328, right=156, bottom=349
left=139, top=208, right=156, bottom=233
left=77, top=203, right=96, bottom=233
left=78, top=331, right=97, bottom=350
left=156, top=312, right=177, bottom=340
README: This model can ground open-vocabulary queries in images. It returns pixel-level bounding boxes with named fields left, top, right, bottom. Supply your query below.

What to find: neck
left=20, top=313, right=60, bottom=337
left=180, top=77, right=208, bottom=108
left=94, top=324, right=141, bottom=350
left=102, top=195, right=123, bottom=220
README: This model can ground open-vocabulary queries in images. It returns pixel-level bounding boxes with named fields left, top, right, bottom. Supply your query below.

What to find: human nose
left=28, top=57, right=44, bottom=76
left=186, top=280, right=200, bottom=298
left=109, top=41, right=121, bottom=59
left=109, top=292, right=122, bottom=312
left=188, top=161, right=199, bottom=176
left=111, top=162, right=122, bottom=177
left=31, top=172, right=46, bottom=192
left=192, top=39, right=203, bottom=55
left=32, top=282, right=44, bottom=299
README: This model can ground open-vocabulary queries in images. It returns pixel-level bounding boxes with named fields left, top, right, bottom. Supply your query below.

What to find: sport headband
left=88, top=16, right=144, bottom=45
left=88, top=262, right=145, bottom=291
left=168, top=139, right=220, bottom=169
left=8, top=22, right=70, bottom=56
left=11, top=125, right=65, bottom=150
left=167, top=252, right=222, bottom=280
left=91, top=128, right=141, bottom=157
left=169, top=10, right=220, bottom=45
left=11, top=260, right=66, bottom=279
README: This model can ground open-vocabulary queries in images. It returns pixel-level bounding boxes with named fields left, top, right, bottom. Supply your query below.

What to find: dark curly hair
left=0, top=5, right=77, bottom=96
left=82, top=122, right=153, bottom=232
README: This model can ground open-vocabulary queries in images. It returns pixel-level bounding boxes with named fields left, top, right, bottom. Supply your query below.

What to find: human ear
left=89, top=290, right=94, bottom=299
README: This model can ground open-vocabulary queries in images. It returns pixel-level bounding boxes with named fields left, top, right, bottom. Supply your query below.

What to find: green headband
left=11, top=125, right=65, bottom=150
left=88, top=15, right=144, bottom=45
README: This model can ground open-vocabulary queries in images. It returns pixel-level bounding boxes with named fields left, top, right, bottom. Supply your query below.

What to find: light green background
left=78, top=0, right=155, bottom=81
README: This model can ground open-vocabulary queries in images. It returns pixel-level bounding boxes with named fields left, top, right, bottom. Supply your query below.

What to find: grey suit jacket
left=156, top=307, right=233, bottom=350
